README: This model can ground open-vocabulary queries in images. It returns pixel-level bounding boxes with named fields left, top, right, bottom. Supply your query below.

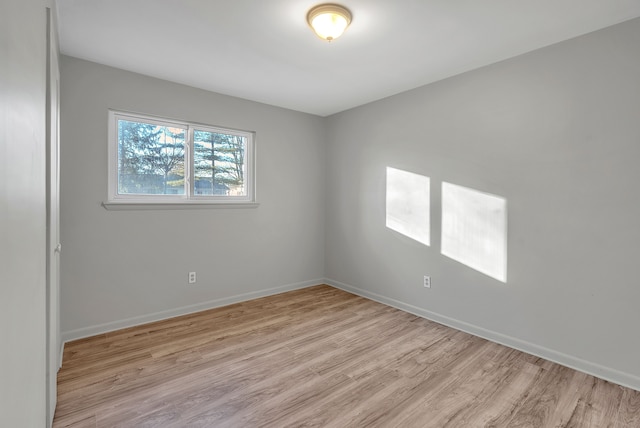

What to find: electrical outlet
left=423, top=275, right=431, bottom=288
left=188, top=272, right=197, bottom=284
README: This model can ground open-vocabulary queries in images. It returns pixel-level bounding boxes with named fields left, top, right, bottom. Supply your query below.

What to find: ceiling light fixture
left=307, top=4, right=352, bottom=42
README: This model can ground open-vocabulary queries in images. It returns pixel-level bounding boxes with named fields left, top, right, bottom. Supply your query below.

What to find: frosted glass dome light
left=307, top=4, right=352, bottom=41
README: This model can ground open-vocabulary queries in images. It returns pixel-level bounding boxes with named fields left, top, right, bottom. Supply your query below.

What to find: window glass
left=117, top=119, right=186, bottom=195
left=194, top=130, right=246, bottom=196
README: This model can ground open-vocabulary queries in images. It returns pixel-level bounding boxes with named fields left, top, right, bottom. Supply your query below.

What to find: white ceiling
left=56, top=0, right=640, bottom=116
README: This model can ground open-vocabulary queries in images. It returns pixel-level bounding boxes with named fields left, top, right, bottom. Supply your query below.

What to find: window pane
left=193, top=129, right=246, bottom=196
left=117, top=119, right=185, bottom=195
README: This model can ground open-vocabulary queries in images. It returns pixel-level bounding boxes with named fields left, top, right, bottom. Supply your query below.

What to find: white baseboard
left=61, top=279, right=324, bottom=344
left=325, top=278, right=640, bottom=392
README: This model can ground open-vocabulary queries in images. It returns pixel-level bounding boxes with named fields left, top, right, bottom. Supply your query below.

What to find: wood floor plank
left=614, top=384, right=640, bottom=427
left=54, top=284, right=640, bottom=427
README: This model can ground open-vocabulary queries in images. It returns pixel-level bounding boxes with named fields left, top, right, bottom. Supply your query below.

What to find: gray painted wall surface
left=0, top=0, right=48, bottom=425
left=325, top=18, right=640, bottom=388
left=60, top=56, right=326, bottom=337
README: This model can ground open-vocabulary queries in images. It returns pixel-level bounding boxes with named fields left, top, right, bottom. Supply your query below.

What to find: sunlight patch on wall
left=441, top=182, right=507, bottom=282
left=386, top=167, right=430, bottom=246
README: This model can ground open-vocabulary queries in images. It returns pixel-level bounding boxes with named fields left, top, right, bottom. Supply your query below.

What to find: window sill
left=102, top=201, right=260, bottom=211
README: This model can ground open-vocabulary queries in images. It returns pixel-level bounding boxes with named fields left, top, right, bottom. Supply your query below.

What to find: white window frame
left=105, top=110, right=256, bottom=209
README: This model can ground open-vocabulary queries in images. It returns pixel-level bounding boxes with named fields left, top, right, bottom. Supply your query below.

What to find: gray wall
left=325, top=18, right=640, bottom=389
left=0, top=0, right=49, bottom=425
left=60, top=56, right=326, bottom=339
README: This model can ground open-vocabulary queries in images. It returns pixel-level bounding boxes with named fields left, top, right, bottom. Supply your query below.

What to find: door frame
left=45, top=6, right=61, bottom=426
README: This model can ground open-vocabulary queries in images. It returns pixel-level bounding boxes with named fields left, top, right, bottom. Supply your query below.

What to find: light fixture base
left=307, top=3, right=352, bottom=42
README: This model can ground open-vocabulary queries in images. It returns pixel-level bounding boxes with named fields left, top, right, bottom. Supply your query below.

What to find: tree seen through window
left=117, top=120, right=185, bottom=195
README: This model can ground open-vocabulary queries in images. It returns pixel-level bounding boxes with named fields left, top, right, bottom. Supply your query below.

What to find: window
left=107, top=111, right=255, bottom=206
left=441, top=182, right=507, bottom=282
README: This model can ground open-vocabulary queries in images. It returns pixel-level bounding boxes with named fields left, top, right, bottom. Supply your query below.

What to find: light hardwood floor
left=54, top=285, right=640, bottom=427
